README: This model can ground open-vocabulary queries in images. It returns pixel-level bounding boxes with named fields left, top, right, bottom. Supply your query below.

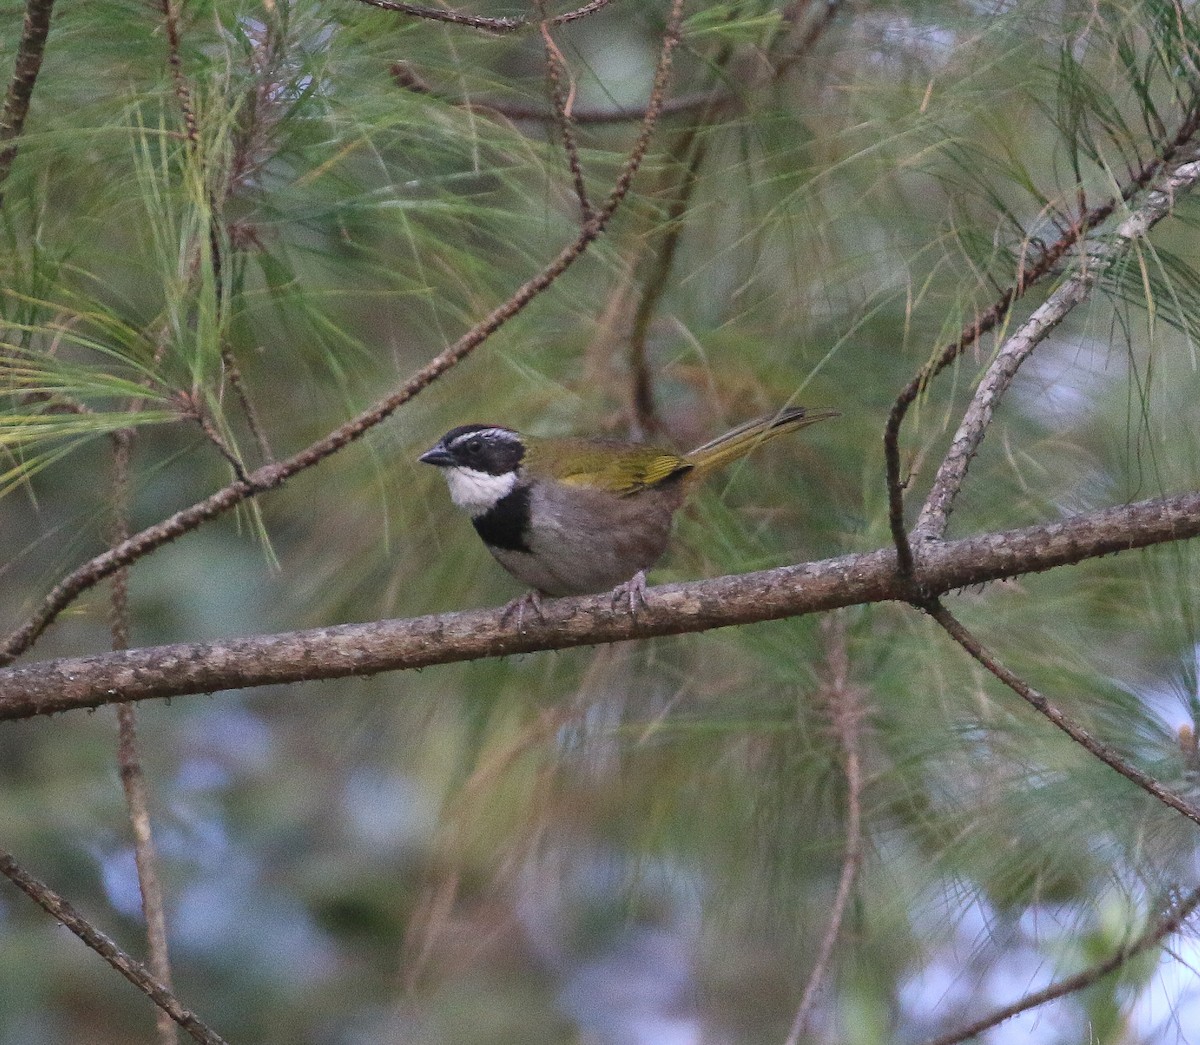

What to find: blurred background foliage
left=3, top=0, right=1200, bottom=1042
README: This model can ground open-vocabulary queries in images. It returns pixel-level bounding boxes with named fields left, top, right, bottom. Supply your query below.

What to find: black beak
left=419, top=444, right=456, bottom=467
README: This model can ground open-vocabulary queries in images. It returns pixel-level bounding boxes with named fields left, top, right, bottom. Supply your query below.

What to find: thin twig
left=220, top=343, right=273, bottom=464
left=348, top=0, right=617, bottom=34
left=0, top=0, right=57, bottom=196
left=883, top=103, right=1200, bottom=575
left=0, top=849, right=227, bottom=1045
left=625, top=35, right=735, bottom=436
left=771, top=0, right=844, bottom=82
left=417, top=88, right=726, bottom=125
left=110, top=430, right=178, bottom=1045
left=784, top=614, right=865, bottom=1045
left=919, top=884, right=1200, bottom=1045
left=537, top=5, right=591, bottom=222
left=176, top=392, right=249, bottom=482
left=5, top=486, right=1200, bottom=715
left=0, top=0, right=687, bottom=666
left=391, top=0, right=841, bottom=124
left=924, top=599, right=1200, bottom=828
left=549, top=0, right=618, bottom=27
left=159, top=0, right=199, bottom=147
left=159, top=0, right=273, bottom=470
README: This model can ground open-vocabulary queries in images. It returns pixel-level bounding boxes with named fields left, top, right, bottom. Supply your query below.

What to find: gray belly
left=488, top=480, right=685, bottom=596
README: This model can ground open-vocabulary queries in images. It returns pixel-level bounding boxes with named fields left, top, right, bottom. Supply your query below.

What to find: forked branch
left=915, top=143, right=1200, bottom=542
left=884, top=104, right=1200, bottom=574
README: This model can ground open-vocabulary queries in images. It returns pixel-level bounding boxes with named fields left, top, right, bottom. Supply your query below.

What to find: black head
left=419, top=424, right=526, bottom=475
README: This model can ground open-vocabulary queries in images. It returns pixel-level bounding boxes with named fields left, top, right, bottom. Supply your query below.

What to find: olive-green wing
left=527, top=438, right=692, bottom=495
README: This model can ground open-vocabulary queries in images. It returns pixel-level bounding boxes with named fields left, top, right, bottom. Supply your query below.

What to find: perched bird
left=419, top=406, right=838, bottom=616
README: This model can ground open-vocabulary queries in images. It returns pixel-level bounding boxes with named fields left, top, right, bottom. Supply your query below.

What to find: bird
left=419, top=406, right=839, bottom=619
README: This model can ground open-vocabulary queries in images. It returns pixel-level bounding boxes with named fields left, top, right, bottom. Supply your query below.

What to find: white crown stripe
left=448, top=427, right=517, bottom=448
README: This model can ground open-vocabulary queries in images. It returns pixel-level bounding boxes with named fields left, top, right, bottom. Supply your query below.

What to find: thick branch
left=2, top=489, right=1198, bottom=715
left=0, top=0, right=686, bottom=667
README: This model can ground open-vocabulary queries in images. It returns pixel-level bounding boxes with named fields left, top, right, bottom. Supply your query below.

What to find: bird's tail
left=685, top=406, right=839, bottom=477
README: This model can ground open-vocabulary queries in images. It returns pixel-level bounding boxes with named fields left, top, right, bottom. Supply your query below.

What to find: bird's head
left=419, top=425, right=526, bottom=514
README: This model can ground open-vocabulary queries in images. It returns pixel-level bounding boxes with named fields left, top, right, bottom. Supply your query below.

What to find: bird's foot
left=610, top=570, right=651, bottom=617
left=500, top=589, right=546, bottom=631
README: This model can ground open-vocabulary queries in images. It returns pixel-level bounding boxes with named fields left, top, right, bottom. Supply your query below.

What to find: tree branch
left=915, top=145, right=1200, bottom=542
left=784, top=614, right=864, bottom=1045
left=0, top=849, right=227, bottom=1045
left=0, top=0, right=687, bottom=667
left=348, top=0, right=617, bottom=34
left=394, top=84, right=727, bottom=125
left=924, top=599, right=1200, bottom=827
left=110, top=431, right=177, bottom=1045
left=3, top=488, right=1200, bottom=715
left=884, top=103, right=1200, bottom=575
left=536, top=6, right=592, bottom=222
left=919, top=885, right=1200, bottom=1045
left=0, top=0, right=56, bottom=196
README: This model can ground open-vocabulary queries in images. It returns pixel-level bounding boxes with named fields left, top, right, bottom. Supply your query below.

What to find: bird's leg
left=610, top=570, right=650, bottom=617
left=500, top=589, right=546, bottom=631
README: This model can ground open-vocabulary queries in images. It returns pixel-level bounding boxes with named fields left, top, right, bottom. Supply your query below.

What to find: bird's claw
left=610, top=570, right=650, bottom=617
left=501, top=590, right=545, bottom=631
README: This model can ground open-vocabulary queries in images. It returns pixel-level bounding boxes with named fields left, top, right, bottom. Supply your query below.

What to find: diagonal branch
left=915, top=145, right=1200, bottom=542
left=0, top=0, right=687, bottom=667
left=0, top=849, right=227, bottom=1045
left=923, top=599, right=1200, bottom=828
left=920, top=884, right=1200, bottom=1045
left=4, top=488, right=1200, bottom=718
left=884, top=103, right=1200, bottom=575
left=0, top=0, right=56, bottom=196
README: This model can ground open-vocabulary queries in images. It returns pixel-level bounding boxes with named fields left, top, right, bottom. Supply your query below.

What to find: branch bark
left=920, top=885, right=1200, bottom=1045
left=783, top=614, right=864, bottom=1045
left=0, top=850, right=227, bottom=1045
left=884, top=105, right=1200, bottom=574
left=0, top=0, right=56, bottom=195
left=349, top=0, right=617, bottom=33
left=110, top=431, right=177, bottom=1045
left=3, top=489, right=1199, bottom=715
left=914, top=148, right=1200, bottom=541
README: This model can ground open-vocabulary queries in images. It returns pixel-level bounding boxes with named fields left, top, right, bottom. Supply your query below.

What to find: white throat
left=443, top=466, right=518, bottom=515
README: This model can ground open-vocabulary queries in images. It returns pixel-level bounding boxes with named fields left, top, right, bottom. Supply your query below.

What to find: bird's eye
left=464, top=438, right=483, bottom=455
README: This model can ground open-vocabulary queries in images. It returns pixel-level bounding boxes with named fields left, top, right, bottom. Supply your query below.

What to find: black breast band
left=472, top=485, right=533, bottom=553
